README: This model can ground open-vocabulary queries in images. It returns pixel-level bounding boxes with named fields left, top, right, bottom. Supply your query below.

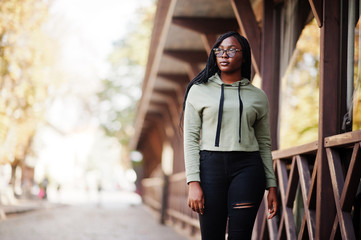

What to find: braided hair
left=179, top=31, right=252, bottom=128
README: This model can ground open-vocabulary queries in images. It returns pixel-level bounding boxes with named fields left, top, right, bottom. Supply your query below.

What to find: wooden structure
left=131, top=0, right=361, bottom=239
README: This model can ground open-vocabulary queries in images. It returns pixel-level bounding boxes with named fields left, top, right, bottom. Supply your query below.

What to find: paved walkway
left=0, top=191, right=188, bottom=240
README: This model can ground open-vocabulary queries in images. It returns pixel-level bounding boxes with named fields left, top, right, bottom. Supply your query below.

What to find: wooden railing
left=141, top=130, right=361, bottom=239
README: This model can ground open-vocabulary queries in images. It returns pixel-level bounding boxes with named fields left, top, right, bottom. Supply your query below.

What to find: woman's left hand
left=267, top=187, right=278, bottom=219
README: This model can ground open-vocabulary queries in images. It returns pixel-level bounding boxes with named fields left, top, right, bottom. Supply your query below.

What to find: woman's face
left=215, top=36, right=243, bottom=74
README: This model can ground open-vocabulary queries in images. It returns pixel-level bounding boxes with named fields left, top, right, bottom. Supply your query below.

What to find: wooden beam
left=326, top=148, right=356, bottom=239
left=149, top=98, right=179, bottom=135
left=285, top=157, right=299, bottom=207
left=131, top=0, right=177, bottom=150
left=154, top=89, right=181, bottom=106
left=317, top=0, right=342, bottom=238
left=230, top=0, right=262, bottom=75
left=296, top=155, right=316, bottom=239
left=154, top=89, right=182, bottom=122
left=149, top=102, right=176, bottom=138
left=186, top=63, right=201, bottom=80
left=156, top=73, right=189, bottom=109
left=172, top=17, right=239, bottom=35
left=157, top=73, right=189, bottom=85
left=272, top=141, right=318, bottom=160
left=341, top=143, right=361, bottom=211
left=308, top=0, right=323, bottom=27
left=163, top=50, right=208, bottom=64
left=201, top=34, right=218, bottom=55
left=324, top=130, right=361, bottom=147
left=261, top=0, right=281, bottom=150
left=276, top=160, right=297, bottom=239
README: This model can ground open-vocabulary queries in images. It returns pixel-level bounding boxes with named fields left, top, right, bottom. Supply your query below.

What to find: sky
left=49, top=0, right=152, bottom=84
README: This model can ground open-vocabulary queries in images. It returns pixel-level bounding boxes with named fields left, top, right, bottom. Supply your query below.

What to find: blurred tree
left=280, top=19, right=361, bottom=149
left=353, top=21, right=361, bottom=130
left=97, top=2, right=155, bottom=150
left=279, top=20, right=320, bottom=149
left=0, top=0, right=53, bottom=192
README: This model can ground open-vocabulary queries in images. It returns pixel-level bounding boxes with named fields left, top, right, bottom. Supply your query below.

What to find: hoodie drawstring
left=214, top=83, right=243, bottom=147
left=238, top=82, right=243, bottom=143
left=215, top=84, right=224, bottom=147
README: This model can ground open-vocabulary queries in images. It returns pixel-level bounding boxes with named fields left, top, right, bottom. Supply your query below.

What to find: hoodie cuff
left=266, top=178, right=277, bottom=189
left=186, top=174, right=200, bottom=184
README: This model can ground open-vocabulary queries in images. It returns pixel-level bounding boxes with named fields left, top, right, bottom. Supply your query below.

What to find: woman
left=182, top=31, right=278, bottom=239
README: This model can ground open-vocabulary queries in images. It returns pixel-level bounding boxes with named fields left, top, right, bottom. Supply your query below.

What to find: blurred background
left=0, top=0, right=155, bottom=206
left=1, top=0, right=361, bottom=209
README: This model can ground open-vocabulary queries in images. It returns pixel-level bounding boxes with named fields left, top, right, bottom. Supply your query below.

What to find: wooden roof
left=131, top=0, right=265, bottom=149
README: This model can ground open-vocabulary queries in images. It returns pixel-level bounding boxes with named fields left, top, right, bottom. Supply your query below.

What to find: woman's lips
left=220, top=62, right=229, bottom=66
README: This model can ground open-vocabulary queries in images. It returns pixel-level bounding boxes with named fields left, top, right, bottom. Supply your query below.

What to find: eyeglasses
left=213, top=48, right=242, bottom=58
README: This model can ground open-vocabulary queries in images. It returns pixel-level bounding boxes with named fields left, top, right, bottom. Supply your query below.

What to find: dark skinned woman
left=182, top=31, right=278, bottom=240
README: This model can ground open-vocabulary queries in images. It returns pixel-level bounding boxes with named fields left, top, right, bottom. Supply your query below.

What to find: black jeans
left=199, top=151, right=266, bottom=240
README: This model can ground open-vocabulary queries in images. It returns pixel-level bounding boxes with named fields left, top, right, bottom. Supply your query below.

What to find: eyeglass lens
left=214, top=49, right=236, bottom=58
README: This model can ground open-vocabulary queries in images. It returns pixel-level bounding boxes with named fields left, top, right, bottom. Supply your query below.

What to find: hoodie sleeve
left=183, top=96, right=202, bottom=184
left=253, top=101, right=277, bottom=189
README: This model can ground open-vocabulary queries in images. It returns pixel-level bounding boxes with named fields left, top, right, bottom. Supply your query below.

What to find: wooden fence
left=141, top=130, right=361, bottom=239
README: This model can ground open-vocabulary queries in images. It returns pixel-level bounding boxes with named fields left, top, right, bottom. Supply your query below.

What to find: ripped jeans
left=199, top=151, right=266, bottom=240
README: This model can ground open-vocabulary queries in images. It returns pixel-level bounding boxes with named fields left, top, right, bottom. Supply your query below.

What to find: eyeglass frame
left=213, top=48, right=242, bottom=58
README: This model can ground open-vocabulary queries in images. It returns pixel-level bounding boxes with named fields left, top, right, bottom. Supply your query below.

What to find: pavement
left=0, top=191, right=189, bottom=240
left=0, top=199, right=61, bottom=217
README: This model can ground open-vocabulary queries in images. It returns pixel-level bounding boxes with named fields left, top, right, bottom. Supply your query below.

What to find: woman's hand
left=188, top=181, right=204, bottom=215
left=267, top=187, right=278, bottom=219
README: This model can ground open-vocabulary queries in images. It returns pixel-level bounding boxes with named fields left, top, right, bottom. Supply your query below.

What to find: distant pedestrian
left=41, top=177, right=49, bottom=200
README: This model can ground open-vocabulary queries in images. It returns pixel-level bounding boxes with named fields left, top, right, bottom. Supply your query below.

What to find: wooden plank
left=326, top=148, right=356, bottom=240
left=277, top=214, right=285, bottom=240
left=272, top=141, right=318, bottom=160
left=329, top=143, right=360, bottom=239
left=308, top=151, right=318, bottom=210
left=298, top=215, right=308, bottom=240
left=252, top=194, right=267, bottom=239
left=324, top=130, right=361, bottom=147
left=167, top=209, right=200, bottom=228
left=230, top=0, right=262, bottom=75
left=276, top=160, right=297, bottom=239
left=308, top=0, right=323, bottom=27
left=285, top=157, right=299, bottom=207
left=168, top=171, right=186, bottom=182
left=267, top=213, right=278, bottom=240
left=326, top=148, right=344, bottom=203
left=330, top=215, right=341, bottom=240
left=340, top=143, right=361, bottom=211
left=172, top=17, right=239, bottom=35
left=296, top=155, right=316, bottom=239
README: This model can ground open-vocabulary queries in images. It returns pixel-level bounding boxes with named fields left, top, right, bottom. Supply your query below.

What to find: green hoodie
left=184, top=73, right=277, bottom=189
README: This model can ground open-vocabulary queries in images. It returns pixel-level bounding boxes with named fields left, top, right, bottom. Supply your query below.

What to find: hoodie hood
left=209, top=73, right=250, bottom=87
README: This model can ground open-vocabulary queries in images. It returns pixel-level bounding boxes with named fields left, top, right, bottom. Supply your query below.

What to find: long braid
left=179, top=31, right=252, bottom=131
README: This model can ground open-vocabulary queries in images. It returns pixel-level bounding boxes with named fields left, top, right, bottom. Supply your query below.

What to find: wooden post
left=317, top=0, right=343, bottom=238
left=160, top=174, right=169, bottom=224
left=261, top=0, right=281, bottom=150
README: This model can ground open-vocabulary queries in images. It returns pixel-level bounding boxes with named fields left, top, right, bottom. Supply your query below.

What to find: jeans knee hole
left=232, top=202, right=254, bottom=209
